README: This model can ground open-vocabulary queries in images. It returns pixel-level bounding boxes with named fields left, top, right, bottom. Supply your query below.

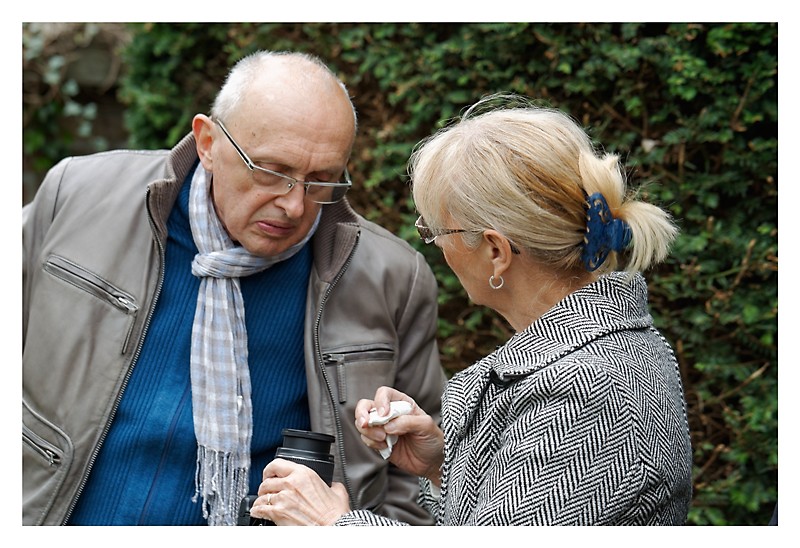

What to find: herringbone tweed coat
left=337, top=272, right=692, bottom=526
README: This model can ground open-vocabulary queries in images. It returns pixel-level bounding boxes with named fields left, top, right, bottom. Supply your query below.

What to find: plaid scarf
left=188, top=166, right=318, bottom=525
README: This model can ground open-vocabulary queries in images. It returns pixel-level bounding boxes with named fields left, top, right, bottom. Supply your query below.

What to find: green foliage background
left=22, top=22, right=778, bottom=526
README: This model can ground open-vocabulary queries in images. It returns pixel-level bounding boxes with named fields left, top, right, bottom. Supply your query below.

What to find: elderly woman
left=252, top=93, right=693, bottom=526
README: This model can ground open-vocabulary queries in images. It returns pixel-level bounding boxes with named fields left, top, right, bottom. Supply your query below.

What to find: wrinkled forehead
left=223, top=82, right=354, bottom=167
left=220, top=57, right=355, bottom=137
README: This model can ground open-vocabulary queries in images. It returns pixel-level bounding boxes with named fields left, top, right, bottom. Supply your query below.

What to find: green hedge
left=24, top=22, right=778, bottom=526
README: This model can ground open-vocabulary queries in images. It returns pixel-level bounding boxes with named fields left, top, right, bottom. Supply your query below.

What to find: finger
left=380, top=412, right=432, bottom=438
left=249, top=493, right=274, bottom=519
left=355, top=419, right=386, bottom=440
left=354, top=399, right=377, bottom=428
left=372, top=386, right=400, bottom=416
left=359, top=431, right=389, bottom=451
left=355, top=388, right=407, bottom=428
left=264, top=457, right=303, bottom=479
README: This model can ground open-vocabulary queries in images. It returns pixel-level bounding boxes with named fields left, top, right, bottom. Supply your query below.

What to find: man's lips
left=255, top=219, right=296, bottom=236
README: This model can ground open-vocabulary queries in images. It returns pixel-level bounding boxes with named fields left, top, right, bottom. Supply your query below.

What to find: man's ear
left=482, top=229, right=515, bottom=278
left=192, top=114, right=215, bottom=170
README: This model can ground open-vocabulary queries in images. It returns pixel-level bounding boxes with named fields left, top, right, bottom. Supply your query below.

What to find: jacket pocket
left=322, top=344, right=395, bottom=404
left=22, top=402, right=74, bottom=525
left=43, top=254, right=139, bottom=354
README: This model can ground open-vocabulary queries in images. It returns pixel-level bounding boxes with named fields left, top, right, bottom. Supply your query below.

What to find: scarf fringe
left=193, top=445, right=249, bottom=526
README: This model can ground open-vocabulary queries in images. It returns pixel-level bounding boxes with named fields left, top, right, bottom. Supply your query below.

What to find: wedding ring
left=266, top=493, right=272, bottom=505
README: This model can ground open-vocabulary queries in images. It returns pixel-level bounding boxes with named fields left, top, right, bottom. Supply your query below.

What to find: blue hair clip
left=581, top=192, right=632, bottom=272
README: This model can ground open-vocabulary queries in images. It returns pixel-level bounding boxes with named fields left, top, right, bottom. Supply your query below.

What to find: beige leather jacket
left=22, top=134, right=446, bottom=525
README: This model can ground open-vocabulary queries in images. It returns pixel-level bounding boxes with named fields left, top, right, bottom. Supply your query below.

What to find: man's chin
left=241, top=238, right=299, bottom=259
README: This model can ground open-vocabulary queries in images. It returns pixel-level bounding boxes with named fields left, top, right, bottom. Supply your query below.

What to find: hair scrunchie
left=581, top=192, right=632, bottom=272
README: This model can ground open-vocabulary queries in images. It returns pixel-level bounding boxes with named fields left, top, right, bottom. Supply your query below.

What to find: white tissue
left=368, top=401, right=413, bottom=459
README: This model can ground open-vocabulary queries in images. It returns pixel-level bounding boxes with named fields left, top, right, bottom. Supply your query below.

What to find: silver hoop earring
left=489, top=275, right=504, bottom=290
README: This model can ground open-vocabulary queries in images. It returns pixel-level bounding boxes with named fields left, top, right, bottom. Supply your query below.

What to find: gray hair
left=409, top=93, right=677, bottom=274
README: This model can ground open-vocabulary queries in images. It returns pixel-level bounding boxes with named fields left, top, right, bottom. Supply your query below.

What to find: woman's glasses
left=414, top=216, right=468, bottom=244
left=415, top=215, right=520, bottom=254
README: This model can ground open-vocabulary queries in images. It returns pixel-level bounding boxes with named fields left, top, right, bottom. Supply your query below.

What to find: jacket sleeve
left=391, top=250, right=446, bottom=417
left=335, top=509, right=409, bottom=526
left=23, top=158, right=69, bottom=345
left=375, top=250, right=446, bottom=524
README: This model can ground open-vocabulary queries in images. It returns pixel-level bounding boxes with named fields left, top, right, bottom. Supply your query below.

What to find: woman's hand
left=355, top=386, right=445, bottom=485
left=250, top=459, right=351, bottom=526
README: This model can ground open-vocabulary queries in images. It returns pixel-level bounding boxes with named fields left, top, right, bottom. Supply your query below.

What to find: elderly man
left=23, top=50, right=446, bottom=526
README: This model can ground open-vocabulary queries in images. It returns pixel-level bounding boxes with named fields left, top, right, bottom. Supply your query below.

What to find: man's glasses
left=214, top=118, right=352, bottom=204
left=415, top=215, right=521, bottom=253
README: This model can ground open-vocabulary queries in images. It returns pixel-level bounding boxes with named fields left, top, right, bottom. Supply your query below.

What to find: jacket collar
left=489, top=272, right=653, bottom=383
left=311, top=197, right=360, bottom=283
left=145, top=133, right=199, bottom=245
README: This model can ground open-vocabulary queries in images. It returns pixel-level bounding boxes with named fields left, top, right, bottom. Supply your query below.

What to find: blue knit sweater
left=69, top=172, right=312, bottom=525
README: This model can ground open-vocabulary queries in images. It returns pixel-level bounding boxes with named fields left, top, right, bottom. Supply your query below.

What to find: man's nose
left=274, top=183, right=307, bottom=218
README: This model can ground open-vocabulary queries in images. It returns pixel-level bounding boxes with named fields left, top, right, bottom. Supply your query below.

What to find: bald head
left=211, top=51, right=357, bottom=140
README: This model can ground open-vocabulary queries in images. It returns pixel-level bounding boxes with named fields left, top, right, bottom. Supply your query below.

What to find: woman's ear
left=482, top=229, right=515, bottom=278
left=192, top=114, right=215, bottom=170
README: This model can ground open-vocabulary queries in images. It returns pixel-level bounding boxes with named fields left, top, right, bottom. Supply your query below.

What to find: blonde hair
left=409, top=93, right=677, bottom=274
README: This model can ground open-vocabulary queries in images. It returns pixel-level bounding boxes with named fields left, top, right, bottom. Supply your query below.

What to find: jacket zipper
left=43, top=255, right=140, bottom=354
left=61, top=187, right=167, bottom=524
left=23, top=423, right=63, bottom=467
left=322, top=348, right=394, bottom=404
left=313, top=233, right=360, bottom=506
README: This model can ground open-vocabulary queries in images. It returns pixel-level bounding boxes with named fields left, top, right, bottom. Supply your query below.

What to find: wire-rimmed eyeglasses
left=415, top=215, right=521, bottom=254
left=214, top=118, right=352, bottom=204
left=414, top=216, right=468, bottom=244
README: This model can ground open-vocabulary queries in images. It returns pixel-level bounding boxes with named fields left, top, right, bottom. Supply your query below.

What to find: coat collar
left=489, top=272, right=654, bottom=383
left=446, top=272, right=654, bottom=442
